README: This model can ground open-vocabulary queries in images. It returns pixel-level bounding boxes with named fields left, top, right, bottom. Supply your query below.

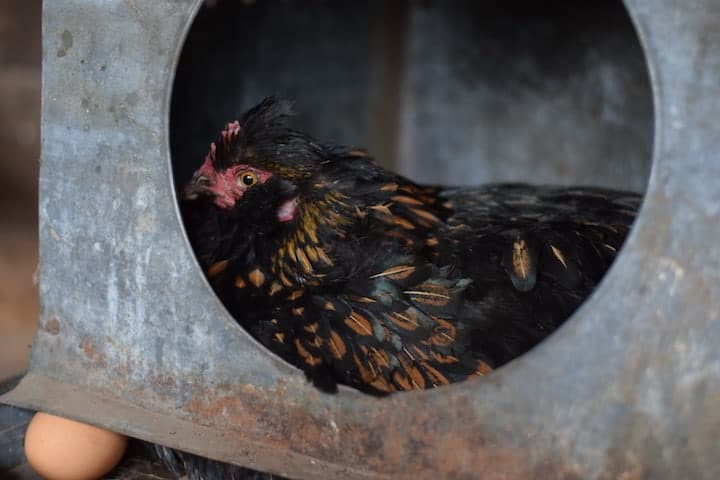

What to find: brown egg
left=24, top=412, right=128, bottom=480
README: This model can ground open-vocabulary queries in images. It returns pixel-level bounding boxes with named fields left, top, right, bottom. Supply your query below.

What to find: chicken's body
left=182, top=98, right=640, bottom=395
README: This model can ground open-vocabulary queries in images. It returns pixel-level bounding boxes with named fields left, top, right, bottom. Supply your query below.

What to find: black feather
left=183, top=98, right=641, bottom=393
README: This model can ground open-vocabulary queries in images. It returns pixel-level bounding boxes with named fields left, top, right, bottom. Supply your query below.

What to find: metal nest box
left=3, top=0, right=720, bottom=478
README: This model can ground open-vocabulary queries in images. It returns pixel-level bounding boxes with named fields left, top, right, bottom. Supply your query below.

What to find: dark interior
left=171, top=0, right=653, bottom=192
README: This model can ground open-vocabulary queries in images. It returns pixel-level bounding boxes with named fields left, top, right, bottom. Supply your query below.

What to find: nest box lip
left=165, top=0, right=656, bottom=400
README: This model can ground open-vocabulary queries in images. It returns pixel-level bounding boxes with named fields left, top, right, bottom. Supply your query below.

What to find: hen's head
left=182, top=98, right=326, bottom=223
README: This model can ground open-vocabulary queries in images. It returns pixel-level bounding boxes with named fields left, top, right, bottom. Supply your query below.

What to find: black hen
left=180, top=97, right=640, bottom=395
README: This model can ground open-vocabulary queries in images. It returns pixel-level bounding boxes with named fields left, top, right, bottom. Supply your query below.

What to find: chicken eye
left=237, top=171, right=258, bottom=187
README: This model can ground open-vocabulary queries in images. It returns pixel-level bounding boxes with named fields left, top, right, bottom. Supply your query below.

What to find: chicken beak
left=182, top=174, right=214, bottom=201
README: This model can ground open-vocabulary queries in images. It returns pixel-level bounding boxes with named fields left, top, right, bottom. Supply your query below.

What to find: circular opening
left=171, top=0, right=653, bottom=394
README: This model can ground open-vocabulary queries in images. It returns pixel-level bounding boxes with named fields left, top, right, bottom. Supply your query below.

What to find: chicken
left=180, top=97, right=641, bottom=395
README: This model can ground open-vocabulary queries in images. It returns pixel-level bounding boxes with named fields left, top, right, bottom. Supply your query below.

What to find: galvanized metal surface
left=2, top=0, right=720, bottom=478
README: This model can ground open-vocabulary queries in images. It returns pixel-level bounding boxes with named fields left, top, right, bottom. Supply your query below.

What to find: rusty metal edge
left=0, top=373, right=390, bottom=480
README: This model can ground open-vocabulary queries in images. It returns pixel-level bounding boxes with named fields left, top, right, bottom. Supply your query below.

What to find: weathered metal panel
left=2, top=0, right=720, bottom=478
